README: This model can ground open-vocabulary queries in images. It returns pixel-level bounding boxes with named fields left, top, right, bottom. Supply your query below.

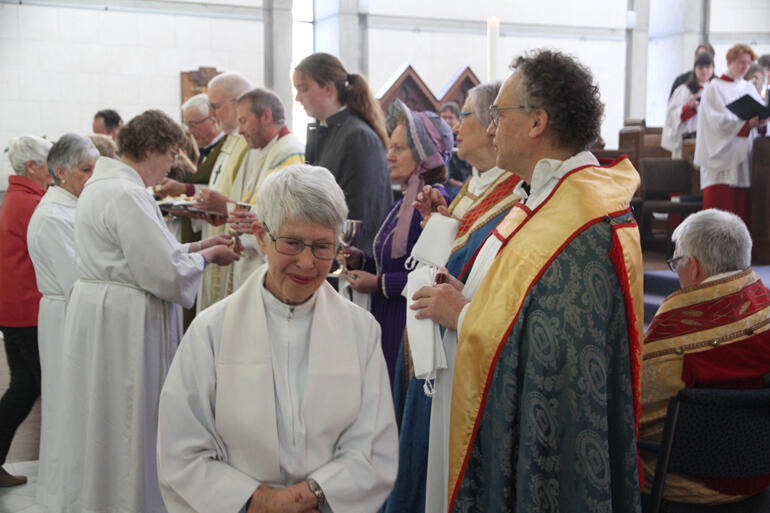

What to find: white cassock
left=226, top=131, right=304, bottom=293
left=424, top=152, right=599, bottom=513
left=694, top=76, right=763, bottom=189
left=661, top=83, right=702, bottom=159
left=158, top=264, right=398, bottom=513
left=58, top=156, right=205, bottom=513
left=26, top=185, right=78, bottom=510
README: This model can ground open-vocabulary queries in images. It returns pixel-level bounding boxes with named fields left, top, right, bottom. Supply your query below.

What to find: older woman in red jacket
left=0, top=135, right=53, bottom=486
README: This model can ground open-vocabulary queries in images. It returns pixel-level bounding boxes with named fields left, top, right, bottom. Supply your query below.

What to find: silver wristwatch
left=307, top=478, right=325, bottom=507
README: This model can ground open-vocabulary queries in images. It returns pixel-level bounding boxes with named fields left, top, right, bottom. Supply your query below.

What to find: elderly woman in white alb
left=158, top=164, right=398, bottom=513
left=26, top=134, right=98, bottom=507
left=57, top=110, right=239, bottom=513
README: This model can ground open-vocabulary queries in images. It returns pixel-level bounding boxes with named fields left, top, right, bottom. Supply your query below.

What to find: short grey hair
left=254, top=164, right=348, bottom=240
left=7, top=135, right=53, bottom=175
left=467, top=81, right=501, bottom=127
left=208, top=71, right=253, bottom=99
left=237, top=88, right=286, bottom=124
left=672, top=209, right=752, bottom=276
left=182, top=93, right=210, bottom=117
left=47, top=134, right=99, bottom=185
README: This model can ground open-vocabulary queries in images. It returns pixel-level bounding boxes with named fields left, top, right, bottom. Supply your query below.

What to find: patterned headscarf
left=386, top=99, right=453, bottom=259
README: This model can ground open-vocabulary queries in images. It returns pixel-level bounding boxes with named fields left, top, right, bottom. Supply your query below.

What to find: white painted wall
left=366, top=0, right=627, bottom=28
left=0, top=3, right=264, bottom=189
left=366, top=4, right=627, bottom=148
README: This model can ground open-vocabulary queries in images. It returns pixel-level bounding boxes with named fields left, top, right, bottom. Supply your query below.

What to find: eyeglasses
left=488, top=105, right=530, bottom=126
left=458, top=111, right=473, bottom=121
left=667, top=255, right=687, bottom=272
left=264, top=224, right=337, bottom=260
left=184, top=116, right=212, bottom=129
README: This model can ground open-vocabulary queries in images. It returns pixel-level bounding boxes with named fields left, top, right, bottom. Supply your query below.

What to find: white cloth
left=695, top=76, right=763, bottom=188
left=227, top=132, right=305, bottom=292
left=403, top=214, right=459, bottom=388
left=158, top=265, right=398, bottom=513
left=337, top=274, right=372, bottom=310
left=424, top=151, right=597, bottom=513
left=26, top=185, right=78, bottom=510
left=662, top=83, right=703, bottom=158
left=466, top=166, right=507, bottom=196
left=57, top=156, right=205, bottom=513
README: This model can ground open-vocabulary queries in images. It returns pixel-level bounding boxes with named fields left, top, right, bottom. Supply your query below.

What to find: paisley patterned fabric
left=453, top=221, right=641, bottom=513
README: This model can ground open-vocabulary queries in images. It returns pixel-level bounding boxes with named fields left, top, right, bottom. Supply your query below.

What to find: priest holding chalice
left=157, top=164, right=398, bottom=513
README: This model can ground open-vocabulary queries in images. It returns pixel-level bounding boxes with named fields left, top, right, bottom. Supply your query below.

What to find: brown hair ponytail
left=295, top=53, right=389, bottom=150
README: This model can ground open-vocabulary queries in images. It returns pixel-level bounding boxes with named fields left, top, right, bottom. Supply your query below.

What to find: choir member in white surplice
left=157, top=164, right=398, bottom=513
left=662, top=52, right=714, bottom=158
left=57, top=110, right=240, bottom=513
left=694, top=43, right=768, bottom=225
left=26, top=134, right=98, bottom=509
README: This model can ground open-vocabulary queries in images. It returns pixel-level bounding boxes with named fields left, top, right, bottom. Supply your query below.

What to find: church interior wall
left=366, top=2, right=627, bottom=149
left=0, top=2, right=264, bottom=189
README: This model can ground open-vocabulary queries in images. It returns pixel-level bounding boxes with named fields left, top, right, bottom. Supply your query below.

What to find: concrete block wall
left=0, top=3, right=264, bottom=189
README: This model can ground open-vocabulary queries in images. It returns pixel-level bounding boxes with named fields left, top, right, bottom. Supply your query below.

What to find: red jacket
left=0, top=175, right=46, bottom=326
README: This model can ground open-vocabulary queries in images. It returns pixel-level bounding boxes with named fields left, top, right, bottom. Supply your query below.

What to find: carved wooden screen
left=180, top=67, right=223, bottom=105
left=377, top=65, right=481, bottom=114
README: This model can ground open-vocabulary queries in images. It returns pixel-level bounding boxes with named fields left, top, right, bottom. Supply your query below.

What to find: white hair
left=207, top=71, right=253, bottom=99
left=47, top=134, right=99, bottom=185
left=672, top=208, right=752, bottom=276
left=182, top=93, right=210, bottom=117
left=7, top=135, right=53, bottom=175
left=467, top=81, right=502, bottom=127
left=254, top=164, right=348, bottom=239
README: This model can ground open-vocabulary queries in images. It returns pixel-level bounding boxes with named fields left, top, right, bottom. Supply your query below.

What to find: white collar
left=260, top=276, right=317, bottom=318
left=702, top=269, right=743, bottom=284
left=467, top=166, right=506, bottom=196
left=514, top=151, right=599, bottom=210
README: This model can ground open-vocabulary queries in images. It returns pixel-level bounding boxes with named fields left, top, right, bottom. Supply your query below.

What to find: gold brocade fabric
left=640, top=269, right=770, bottom=504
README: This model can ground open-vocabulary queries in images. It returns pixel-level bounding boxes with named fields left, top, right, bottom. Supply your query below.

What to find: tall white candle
left=487, top=16, right=500, bottom=82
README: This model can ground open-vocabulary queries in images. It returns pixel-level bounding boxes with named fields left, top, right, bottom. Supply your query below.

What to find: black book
left=726, top=94, right=770, bottom=120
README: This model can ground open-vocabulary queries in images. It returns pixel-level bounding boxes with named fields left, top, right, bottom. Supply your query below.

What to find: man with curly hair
left=411, top=49, right=644, bottom=512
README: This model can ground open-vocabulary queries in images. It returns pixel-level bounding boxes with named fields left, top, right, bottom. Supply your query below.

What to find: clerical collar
left=702, top=269, right=742, bottom=284
left=319, top=106, right=348, bottom=127
left=514, top=151, right=599, bottom=210
left=204, top=132, right=225, bottom=150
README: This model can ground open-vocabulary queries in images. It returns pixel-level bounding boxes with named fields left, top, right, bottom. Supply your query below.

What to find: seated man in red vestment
left=641, top=208, right=770, bottom=504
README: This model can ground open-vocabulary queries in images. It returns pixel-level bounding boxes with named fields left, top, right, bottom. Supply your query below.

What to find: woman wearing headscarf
left=56, top=110, right=239, bottom=513
left=345, top=99, right=453, bottom=385
left=383, top=82, right=523, bottom=513
left=26, top=134, right=99, bottom=505
left=0, top=135, right=52, bottom=487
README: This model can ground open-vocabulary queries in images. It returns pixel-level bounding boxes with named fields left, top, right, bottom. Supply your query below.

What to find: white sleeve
left=34, top=214, right=79, bottom=299
left=697, top=83, right=746, bottom=158
left=157, top=308, right=259, bottom=513
left=661, top=84, right=692, bottom=152
left=308, top=318, right=399, bottom=513
left=113, top=189, right=205, bottom=308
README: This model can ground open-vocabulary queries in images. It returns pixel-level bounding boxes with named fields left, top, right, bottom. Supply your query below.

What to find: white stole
left=215, top=264, right=361, bottom=485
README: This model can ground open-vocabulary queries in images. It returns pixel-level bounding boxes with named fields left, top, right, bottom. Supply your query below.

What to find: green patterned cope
left=453, top=219, right=641, bottom=513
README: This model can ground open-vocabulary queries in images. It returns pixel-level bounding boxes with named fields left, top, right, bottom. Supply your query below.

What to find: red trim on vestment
left=646, top=280, right=770, bottom=342
left=278, top=125, right=290, bottom=138
left=719, top=74, right=734, bottom=82
left=607, top=210, right=644, bottom=487
left=449, top=214, right=615, bottom=511
left=681, top=104, right=698, bottom=122
left=455, top=175, right=521, bottom=238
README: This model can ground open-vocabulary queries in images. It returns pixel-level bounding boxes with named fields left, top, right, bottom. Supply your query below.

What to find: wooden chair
left=639, top=158, right=702, bottom=253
